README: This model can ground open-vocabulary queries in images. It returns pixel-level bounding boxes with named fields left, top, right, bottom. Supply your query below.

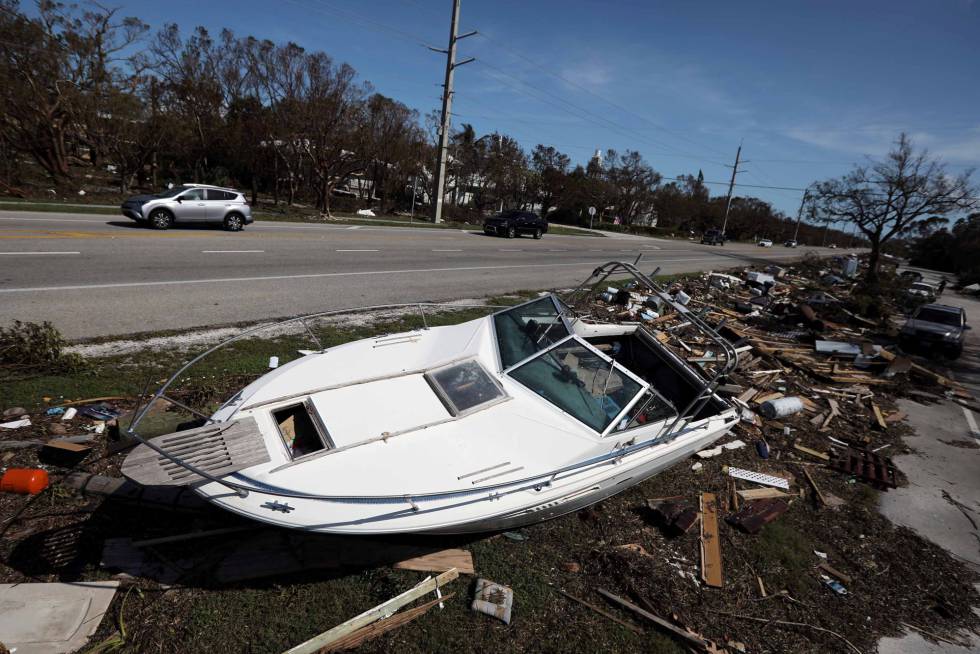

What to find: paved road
left=0, top=210, right=849, bottom=339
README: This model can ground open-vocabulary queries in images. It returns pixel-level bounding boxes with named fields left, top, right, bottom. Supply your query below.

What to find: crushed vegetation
left=0, top=320, right=82, bottom=375
left=0, top=260, right=978, bottom=653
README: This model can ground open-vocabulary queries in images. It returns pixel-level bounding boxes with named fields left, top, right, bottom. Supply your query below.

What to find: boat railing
left=125, top=262, right=739, bottom=506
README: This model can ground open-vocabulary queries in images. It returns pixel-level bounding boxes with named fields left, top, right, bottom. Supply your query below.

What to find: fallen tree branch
left=712, top=611, right=861, bottom=654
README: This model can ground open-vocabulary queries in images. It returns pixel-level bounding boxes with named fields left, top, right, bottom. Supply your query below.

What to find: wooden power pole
left=720, top=144, right=745, bottom=238
left=430, top=0, right=475, bottom=223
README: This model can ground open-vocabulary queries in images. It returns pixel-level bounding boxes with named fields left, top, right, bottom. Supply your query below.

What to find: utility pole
left=430, top=0, right=476, bottom=223
left=793, top=184, right=812, bottom=242
left=720, top=144, right=745, bottom=239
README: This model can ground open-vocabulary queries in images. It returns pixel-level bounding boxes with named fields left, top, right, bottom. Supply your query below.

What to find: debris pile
left=0, top=255, right=978, bottom=653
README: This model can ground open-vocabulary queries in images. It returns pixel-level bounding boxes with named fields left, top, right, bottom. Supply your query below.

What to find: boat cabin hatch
left=273, top=402, right=332, bottom=459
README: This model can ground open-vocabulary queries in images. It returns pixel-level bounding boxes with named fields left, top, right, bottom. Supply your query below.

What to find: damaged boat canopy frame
left=125, top=261, right=737, bottom=504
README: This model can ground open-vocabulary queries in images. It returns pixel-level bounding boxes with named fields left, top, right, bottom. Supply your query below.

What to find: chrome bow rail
left=126, top=261, right=738, bottom=506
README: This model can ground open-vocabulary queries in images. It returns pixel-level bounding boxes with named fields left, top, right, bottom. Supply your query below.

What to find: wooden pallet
left=122, top=417, right=270, bottom=486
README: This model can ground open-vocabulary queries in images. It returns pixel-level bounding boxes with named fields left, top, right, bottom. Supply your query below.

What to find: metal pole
left=431, top=0, right=475, bottom=224
left=410, top=174, right=418, bottom=221
left=793, top=187, right=809, bottom=242
left=720, top=144, right=741, bottom=239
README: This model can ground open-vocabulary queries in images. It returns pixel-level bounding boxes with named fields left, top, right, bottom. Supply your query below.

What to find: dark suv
left=483, top=210, right=548, bottom=239
left=899, top=303, right=968, bottom=359
left=701, top=229, right=725, bottom=246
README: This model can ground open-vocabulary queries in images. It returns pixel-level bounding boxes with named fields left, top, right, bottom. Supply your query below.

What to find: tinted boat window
left=427, top=360, right=504, bottom=414
left=509, top=340, right=642, bottom=433
left=493, top=296, right=570, bottom=368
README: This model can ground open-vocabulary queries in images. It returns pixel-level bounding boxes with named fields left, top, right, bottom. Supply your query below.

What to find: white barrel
left=759, top=396, right=804, bottom=419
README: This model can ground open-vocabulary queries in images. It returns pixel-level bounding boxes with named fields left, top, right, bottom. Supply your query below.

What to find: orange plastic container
left=1, top=468, right=49, bottom=495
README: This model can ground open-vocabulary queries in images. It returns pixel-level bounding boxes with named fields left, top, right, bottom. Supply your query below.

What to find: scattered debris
left=0, top=581, right=120, bottom=654
left=647, top=498, right=700, bottom=534
left=727, top=466, right=790, bottom=490
left=726, top=498, right=789, bottom=534
left=598, top=588, right=725, bottom=652
left=0, top=417, right=30, bottom=429
left=0, top=468, right=49, bottom=495
left=552, top=585, right=644, bottom=634
left=829, top=447, right=898, bottom=489
left=284, top=568, right=458, bottom=654
left=700, top=492, right=723, bottom=588
left=471, top=578, right=513, bottom=625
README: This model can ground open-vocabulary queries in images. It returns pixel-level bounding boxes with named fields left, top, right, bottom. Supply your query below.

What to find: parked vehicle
left=121, top=184, right=253, bottom=231
left=701, top=229, right=725, bottom=246
left=483, top=210, right=548, bottom=239
left=906, top=281, right=937, bottom=303
left=899, top=303, right=968, bottom=359
left=900, top=270, right=924, bottom=283
left=828, top=244, right=838, bottom=249
left=122, top=261, right=738, bottom=535
left=757, top=239, right=773, bottom=247
left=783, top=240, right=798, bottom=248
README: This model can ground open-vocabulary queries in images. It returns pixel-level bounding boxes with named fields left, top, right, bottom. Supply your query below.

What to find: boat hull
left=198, top=411, right=737, bottom=535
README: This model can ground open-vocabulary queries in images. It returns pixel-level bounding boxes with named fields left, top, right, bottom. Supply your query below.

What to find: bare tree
left=813, top=134, right=976, bottom=282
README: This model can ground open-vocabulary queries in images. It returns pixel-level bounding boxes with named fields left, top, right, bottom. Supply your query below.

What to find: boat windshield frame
left=505, top=333, right=649, bottom=437
left=492, top=294, right=574, bottom=373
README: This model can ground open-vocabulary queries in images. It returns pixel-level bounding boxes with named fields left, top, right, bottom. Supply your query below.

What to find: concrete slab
left=877, top=398, right=980, bottom=653
left=0, top=581, right=119, bottom=654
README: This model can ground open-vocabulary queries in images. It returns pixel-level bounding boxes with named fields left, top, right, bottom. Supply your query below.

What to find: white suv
left=120, top=184, right=253, bottom=231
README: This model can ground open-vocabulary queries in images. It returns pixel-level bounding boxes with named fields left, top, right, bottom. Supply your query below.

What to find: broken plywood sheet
left=0, top=581, right=120, bottom=654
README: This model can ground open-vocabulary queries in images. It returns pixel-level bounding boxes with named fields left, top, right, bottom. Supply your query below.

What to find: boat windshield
left=508, top=339, right=643, bottom=433
left=493, top=296, right=570, bottom=369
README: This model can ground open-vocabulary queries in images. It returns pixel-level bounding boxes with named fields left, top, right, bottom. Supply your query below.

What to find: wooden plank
left=553, top=587, right=645, bottom=634
left=817, top=562, right=852, bottom=585
left=393, top=549, right=474, bottom=575
left=321, top=593, right=455, bottom=652
left=802, top=466, right=828, bottom=506
left=597, top=589, right=717, bottom=650
left=736, top=488, right=790, bottom=501
left=283, top=569, right=458, bottom=654
left=736, top=388, right=759, bottom=404
left=820, top=399, right=840, bottom=430
left=794, top=444, right=830, bottom=461
left=871, top=403, right=888, bottom=429
left=754, top=392, right=784, bottom=404
left=700, top=492, right=723, bottom=588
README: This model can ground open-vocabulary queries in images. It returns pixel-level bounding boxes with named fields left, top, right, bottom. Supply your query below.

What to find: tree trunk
left=864, top=239, right=881, bottom=285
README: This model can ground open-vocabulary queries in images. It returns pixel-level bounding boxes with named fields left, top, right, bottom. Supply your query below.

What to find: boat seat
left=123, top=417, right=270, bottom=486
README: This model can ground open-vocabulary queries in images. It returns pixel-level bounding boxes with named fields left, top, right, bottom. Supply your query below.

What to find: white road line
left=432, top=249, right=462, bottom=252
left=0, top=251, right=80, bottom=255
left=964, top=406, right=980, bottom=437
left=0, top=256, right=742, bottom=294
left=548, top=249, right=566, bottom=252
left=201, top=250, right=264, bottom=254
left=0, top=216, right=108, bottom=223
left=346, top=226, right=361, bottom=230
left=335, top=249, right=379, bottom=252
left=498, top=248, right=523, bottom=252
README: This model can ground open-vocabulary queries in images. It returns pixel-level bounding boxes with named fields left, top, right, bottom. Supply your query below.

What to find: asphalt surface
left=0, top=210, right=851, bottom=339
left=878, top=270, right=980, bottom=654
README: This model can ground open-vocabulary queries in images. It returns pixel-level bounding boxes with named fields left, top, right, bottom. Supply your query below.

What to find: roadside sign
left=588, top=206, right=596, bottom=216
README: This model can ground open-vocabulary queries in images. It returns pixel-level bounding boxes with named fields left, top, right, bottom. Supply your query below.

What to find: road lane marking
left=964, top=406, right=980, bottom=438
left=202, top=250, right=264, bottom=253
left=432, top=249, right=462, bottom=252
left=0, top=256, right=748, bottom=294
left=0, top=251, right=80, bottom=255
left=335, top=249, right=379, bottom=252
left=498, top=248, right=522, bottom=251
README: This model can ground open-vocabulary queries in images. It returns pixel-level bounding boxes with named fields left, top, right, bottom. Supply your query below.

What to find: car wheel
left=506, top=225, right=516, bottom=239
left=533, top=228, right=542, bottom=240
left=149, top=209, right=173, bottom=230
left=224, top=213, right=245, bottom=232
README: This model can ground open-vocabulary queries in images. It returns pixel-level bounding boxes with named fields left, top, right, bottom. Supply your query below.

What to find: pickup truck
left=899, top=303, right=968, bottom=359
left=701, top=229, right=725, bottom=246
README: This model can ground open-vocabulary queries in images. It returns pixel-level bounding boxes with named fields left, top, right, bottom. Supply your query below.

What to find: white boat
left=123, top=262, right=739, bottom=534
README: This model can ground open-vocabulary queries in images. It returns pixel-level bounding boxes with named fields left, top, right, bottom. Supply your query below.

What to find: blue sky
left=104, top=0, right=980, bottom=213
